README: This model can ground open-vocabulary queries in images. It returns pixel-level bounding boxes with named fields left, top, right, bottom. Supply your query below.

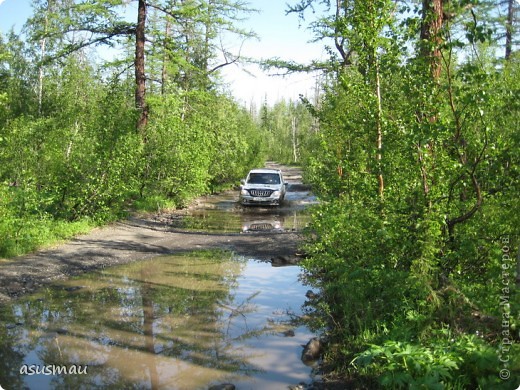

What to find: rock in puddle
left=208, top=384, right=235, bottom=390
left=271, top=255, right=300, bottom=267
left=301, top=337, right=323, bottom=365
left=305, top=290, right=318, bottom=300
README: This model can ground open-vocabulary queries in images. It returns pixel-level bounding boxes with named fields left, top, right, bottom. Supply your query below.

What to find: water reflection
left=168, top=186, right=316, bottom=233
left=0, top=251, right=315, bottom=389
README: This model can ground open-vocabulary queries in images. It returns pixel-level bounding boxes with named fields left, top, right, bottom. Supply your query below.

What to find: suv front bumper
left=240, top=194, right=282, bottom=205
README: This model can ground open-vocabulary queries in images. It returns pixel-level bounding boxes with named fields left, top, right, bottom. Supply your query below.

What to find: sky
left=0, top=0, right=326, bottom=107
left=218, top=0, right=325, bottom=107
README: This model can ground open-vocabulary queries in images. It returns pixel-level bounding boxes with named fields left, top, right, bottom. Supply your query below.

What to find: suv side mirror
left=240, top=179, right=245, bottom=185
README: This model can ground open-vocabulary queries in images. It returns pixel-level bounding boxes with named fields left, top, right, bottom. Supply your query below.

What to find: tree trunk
left=505, top=0, right=514, bottom=60
left=375, top=60, right=384, bottom=199
left=416, top=0, right=444, bottom=205
left=38, top=0, right=53, bottom=116
left=420, top=0, right=444, bottom=80
left=38, top=36, right=46, bottom=116
left=161, top=19, right=171, bottom=95
left=334, top=0, right=352, bottom=67
left=135, top=0, right=148, bottom=132
left=292, top=117, right=298, bottom=163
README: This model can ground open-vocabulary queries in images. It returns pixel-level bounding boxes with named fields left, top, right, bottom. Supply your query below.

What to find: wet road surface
left=0, top=164, right=320, bottom=389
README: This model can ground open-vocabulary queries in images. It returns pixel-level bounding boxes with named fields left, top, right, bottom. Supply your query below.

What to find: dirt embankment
left=0, top=164, right=308, bottom=303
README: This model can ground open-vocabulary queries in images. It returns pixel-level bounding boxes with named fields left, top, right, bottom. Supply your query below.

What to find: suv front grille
left=249, top=189, right=274, bottom=197
left=249, top=223, right=275, bottom=231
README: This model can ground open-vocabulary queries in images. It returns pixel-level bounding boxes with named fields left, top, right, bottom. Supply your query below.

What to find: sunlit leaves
left=292, top=0, right=519, bottom=387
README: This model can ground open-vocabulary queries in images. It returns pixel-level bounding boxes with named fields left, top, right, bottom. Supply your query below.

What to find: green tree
left=288, top=0, right=519, bottom=386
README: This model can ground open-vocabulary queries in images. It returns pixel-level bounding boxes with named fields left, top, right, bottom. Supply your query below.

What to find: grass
left=0, top=217, right=94, bottom=259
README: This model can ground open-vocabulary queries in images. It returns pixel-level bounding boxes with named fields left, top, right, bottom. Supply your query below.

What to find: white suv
left=239, top=169, right=287, bottom=206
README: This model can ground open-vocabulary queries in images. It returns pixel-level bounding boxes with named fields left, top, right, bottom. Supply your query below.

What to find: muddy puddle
left=167, top=184, right=317, bottom=234
left=0, top=251, right=318, bottom=389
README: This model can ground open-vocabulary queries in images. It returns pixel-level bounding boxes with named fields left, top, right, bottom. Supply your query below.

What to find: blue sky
left=0, top=0, right=32, bottom=33
left=220, top=0, right=325, bottom=106
left=0, top=0, right=325, bottom=106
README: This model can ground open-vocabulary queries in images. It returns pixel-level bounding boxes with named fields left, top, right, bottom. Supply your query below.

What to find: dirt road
left=0, top=164, right=313, bottom=303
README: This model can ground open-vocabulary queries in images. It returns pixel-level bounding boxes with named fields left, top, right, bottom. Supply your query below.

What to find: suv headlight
left=240, top=189, right=248, bottom=195
left=272, top=191, right=281, bottom=197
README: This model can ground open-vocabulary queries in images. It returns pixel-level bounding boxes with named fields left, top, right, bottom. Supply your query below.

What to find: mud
left=0, top=163, right=314, bottom=303
left=1, top=253, right=318, bottom=389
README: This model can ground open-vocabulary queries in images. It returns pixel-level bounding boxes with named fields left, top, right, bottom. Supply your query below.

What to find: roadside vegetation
left=256, top=98, right=317, bottom=165
left=268, top=0, right=519, bottom=388
left=0, top=0, right=265, bottom=257
left=0, top=0, right=518, bottom=387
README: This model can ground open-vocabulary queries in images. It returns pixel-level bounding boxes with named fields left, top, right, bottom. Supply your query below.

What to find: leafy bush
left=298, top=26, right=519, bottom=388
left=0, top=51, right=265, bottom=257
left=352, top=333, right=508, bottom=389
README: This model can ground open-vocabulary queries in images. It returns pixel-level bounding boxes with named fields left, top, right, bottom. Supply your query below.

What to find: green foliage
left=0, top=184, right=94, bottom=257
left=352, top=333, right=512, bottom=389
left=0, top=12, right=265, bottom=258
left=292, top=0, right=520, bottom=386
left=258, top=99, right=316, bottom=165
left=141, top=91, right=264, bottom=207
left=301, top=198, right=433, bottom=341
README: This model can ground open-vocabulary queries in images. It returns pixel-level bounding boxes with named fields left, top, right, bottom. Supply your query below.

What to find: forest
left=283, top=0, right=520, bottom=387
left=0, top=0, right=268, bottom=257
left=1, top=0, right=519, bottom=388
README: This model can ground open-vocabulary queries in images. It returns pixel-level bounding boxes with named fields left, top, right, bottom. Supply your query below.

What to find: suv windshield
left=247, top=173, right=281, bottom=185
